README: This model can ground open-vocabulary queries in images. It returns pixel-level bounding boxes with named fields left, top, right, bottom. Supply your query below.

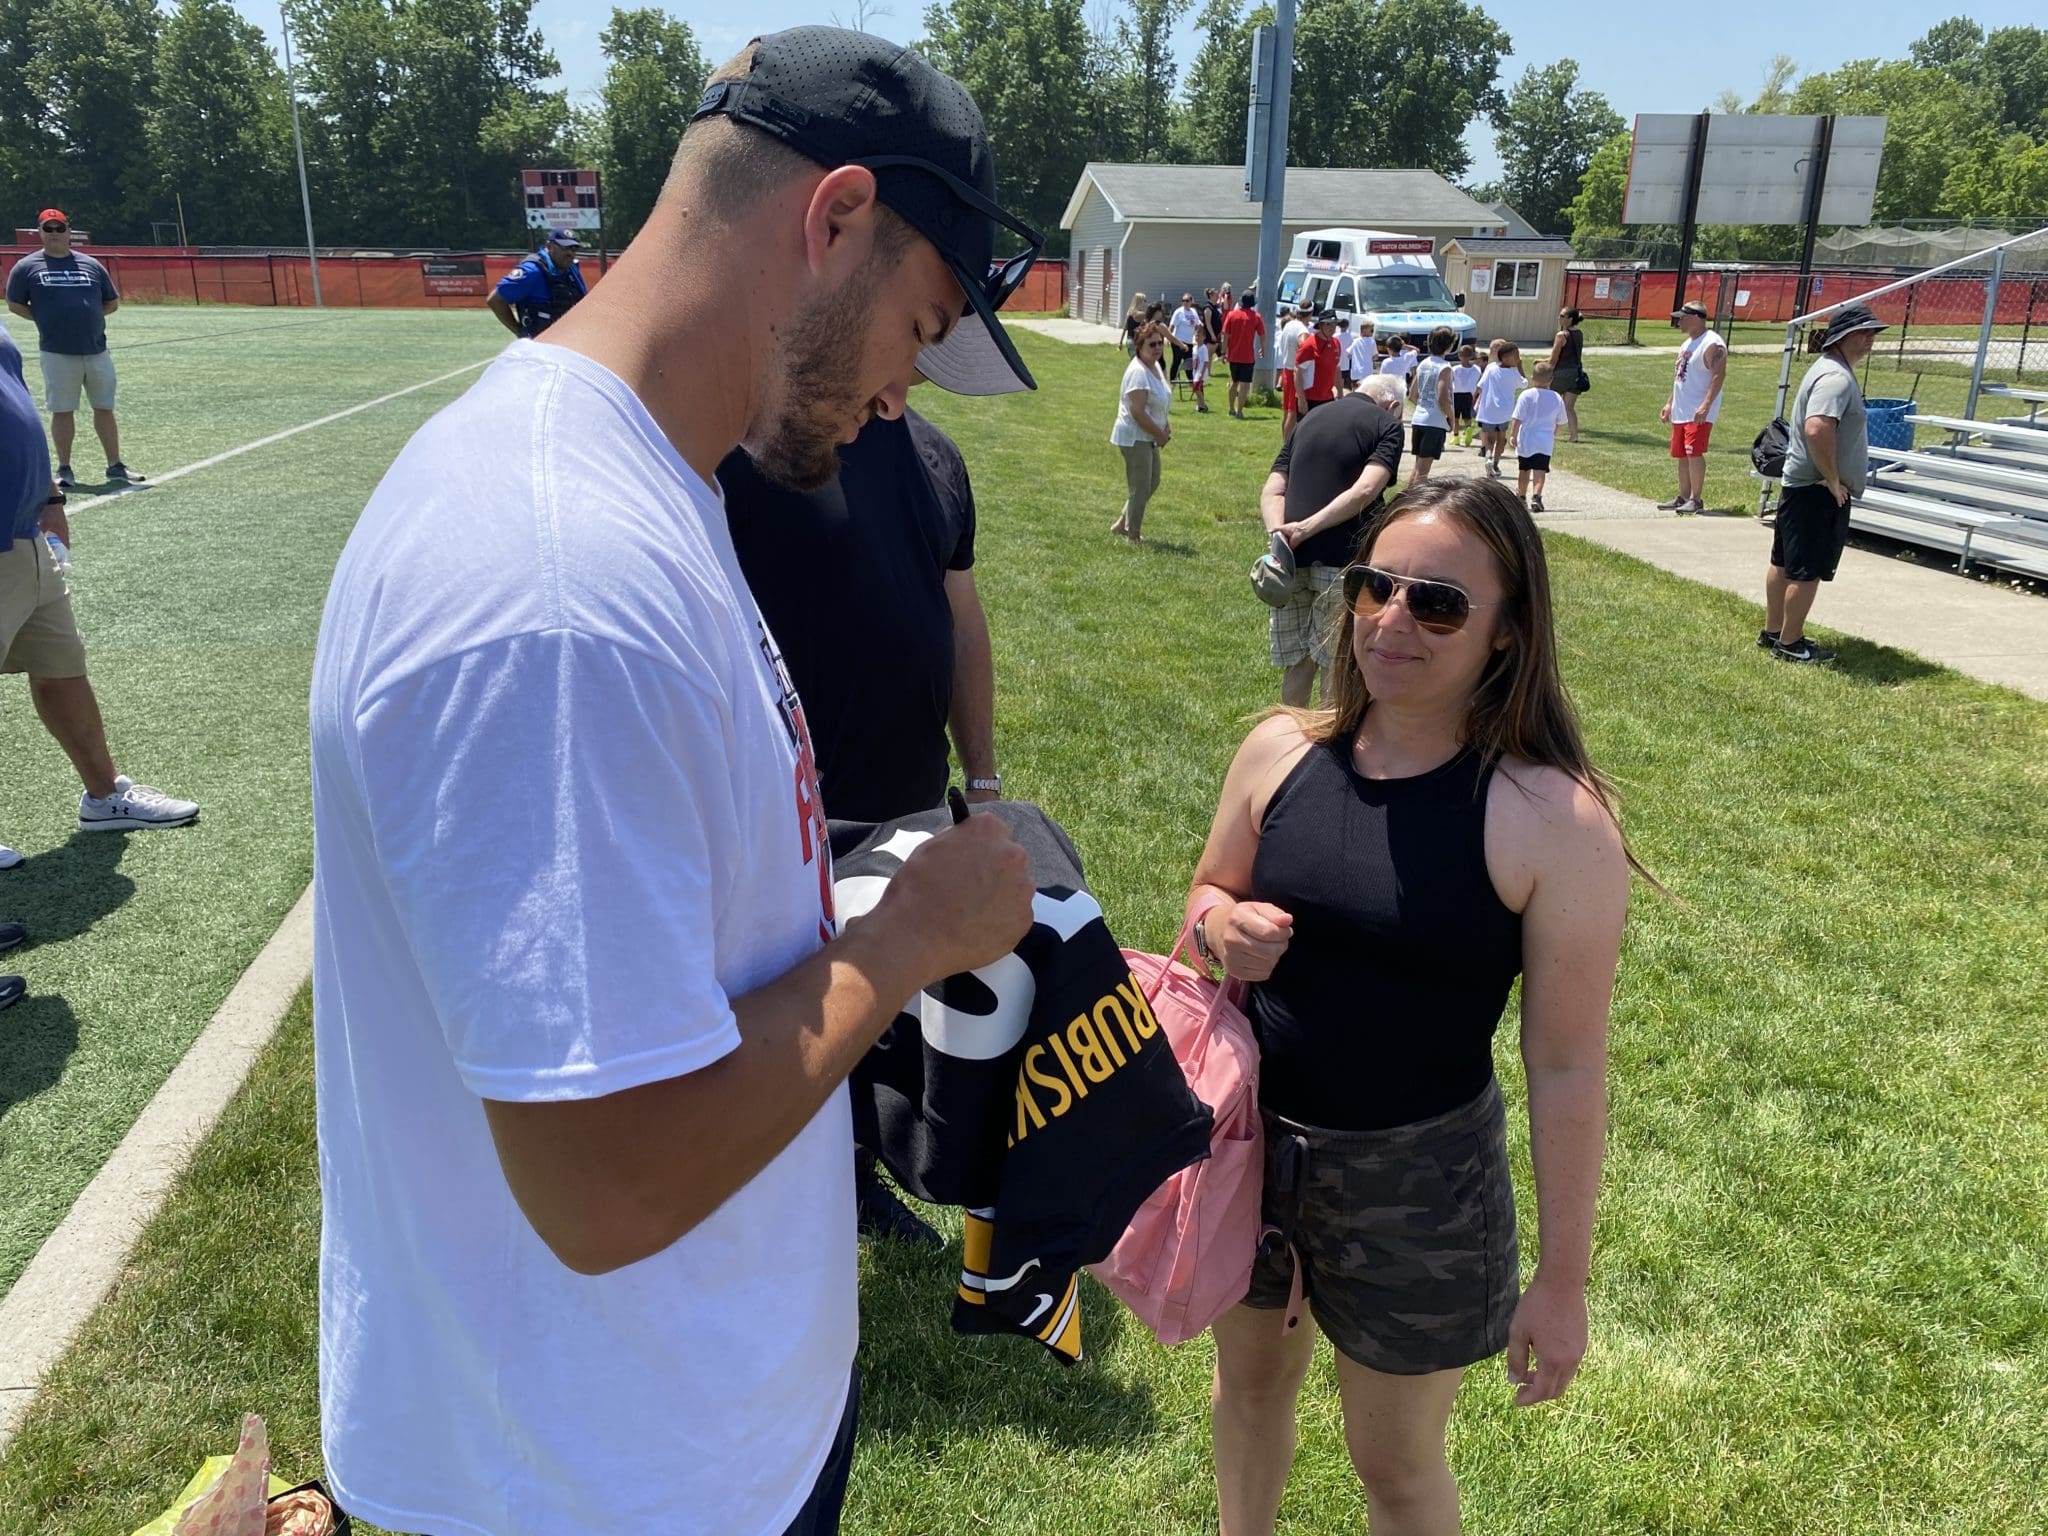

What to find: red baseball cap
left=36, top=209, right=67, bottom=227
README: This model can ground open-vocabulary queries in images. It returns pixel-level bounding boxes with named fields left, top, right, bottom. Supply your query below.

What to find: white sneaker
left=79, top=776, right=200, bottom=832
left=0, top=846, right=21, bottom=870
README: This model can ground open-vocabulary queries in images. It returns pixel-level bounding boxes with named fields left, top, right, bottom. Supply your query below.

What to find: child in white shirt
left=1475, top=341, right=1524, bottom=479
left=1509, top=361, right=1570, bottom=512
left=1191, top=326, right=1213, bottom=414
left=1450, top=344, right=1482, bottom=448
left=1378, top=338, right=1416, bottom=402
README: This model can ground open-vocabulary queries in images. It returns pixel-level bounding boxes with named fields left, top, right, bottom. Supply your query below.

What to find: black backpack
left=1751, top=417, right=1792, bottom=480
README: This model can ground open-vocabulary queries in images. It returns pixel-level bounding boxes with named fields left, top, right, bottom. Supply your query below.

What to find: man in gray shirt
left=1762, top=303, right=1885, bottom=665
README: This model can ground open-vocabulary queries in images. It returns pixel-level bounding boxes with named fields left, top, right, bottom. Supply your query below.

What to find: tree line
left=1569, top=22, right=2048, bottom=263
left=2, top=1, right=2041, bottom=258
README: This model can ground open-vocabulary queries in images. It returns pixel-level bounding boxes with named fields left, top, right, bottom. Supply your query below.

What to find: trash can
left=1865, top=397, right=1916, bottom=452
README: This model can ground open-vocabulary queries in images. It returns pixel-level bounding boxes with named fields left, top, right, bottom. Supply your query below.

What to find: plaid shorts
left=1267, top=562, right=1345, bottom=669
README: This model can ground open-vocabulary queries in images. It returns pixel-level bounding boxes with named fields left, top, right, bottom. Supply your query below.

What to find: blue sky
left=238, top=0, right=2043, bottom=189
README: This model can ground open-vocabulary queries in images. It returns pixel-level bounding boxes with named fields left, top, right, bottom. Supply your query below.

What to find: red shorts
left=1282, top=374, right=1297, bottom=413
left=1670, top=421, right=1714, bottom=457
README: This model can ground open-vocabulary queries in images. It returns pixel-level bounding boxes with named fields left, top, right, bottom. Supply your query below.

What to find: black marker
left=947, top=786, right=970, bottom=825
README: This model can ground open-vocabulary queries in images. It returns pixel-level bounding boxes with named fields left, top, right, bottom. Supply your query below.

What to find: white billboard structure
left=1623, top=112, right=1886, bottom=329
left=1623, top=114, right=1884, bottom=227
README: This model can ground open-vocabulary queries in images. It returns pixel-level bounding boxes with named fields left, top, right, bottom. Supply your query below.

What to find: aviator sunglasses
left=1342, top=563, right=1497, bottom=635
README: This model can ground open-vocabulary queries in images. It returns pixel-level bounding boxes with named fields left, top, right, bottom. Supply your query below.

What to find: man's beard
left=748, top=269, right=881, bottom=493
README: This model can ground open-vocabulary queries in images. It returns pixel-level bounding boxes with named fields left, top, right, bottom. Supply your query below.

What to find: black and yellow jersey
left=831, top=802, right=1212, bottom=1361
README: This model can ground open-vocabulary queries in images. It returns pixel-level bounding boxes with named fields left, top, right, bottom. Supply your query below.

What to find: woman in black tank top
left=1188, top=477, right=1633, bottom=1535
left=1550, top=307, right=1586, bottom=443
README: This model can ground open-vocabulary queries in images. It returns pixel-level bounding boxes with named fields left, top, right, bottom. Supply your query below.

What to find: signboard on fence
left=523, top=168, right=602, bottom=232
left=421, top=258, right=486, bottom=297
left=1623, top=114, right=1885, bottom=227
left=1593, top=277, right=1610, bottom=299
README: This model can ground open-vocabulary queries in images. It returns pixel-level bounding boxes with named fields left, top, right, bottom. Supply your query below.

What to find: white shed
left=1062, top=163, right=1506, bottom=327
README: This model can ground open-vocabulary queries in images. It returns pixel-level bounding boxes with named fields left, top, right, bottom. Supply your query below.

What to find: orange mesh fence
left=2, top=246, right=1067, bottom=314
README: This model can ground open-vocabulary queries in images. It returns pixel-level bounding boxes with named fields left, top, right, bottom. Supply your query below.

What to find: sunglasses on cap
left=1343, top=563, right=1497, bottom=635
left=850, top=154, right=1041, bottom=314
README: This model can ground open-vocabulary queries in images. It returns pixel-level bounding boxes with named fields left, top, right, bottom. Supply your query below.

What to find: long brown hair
left=1291, top=477, right=1656, bottom=883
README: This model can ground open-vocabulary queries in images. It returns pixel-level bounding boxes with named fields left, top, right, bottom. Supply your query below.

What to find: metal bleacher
left=1851, top=387, right=2048, bottom=580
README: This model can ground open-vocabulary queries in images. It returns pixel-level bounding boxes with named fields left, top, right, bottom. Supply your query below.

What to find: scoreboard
left=522, top=169, right=601, bottom=233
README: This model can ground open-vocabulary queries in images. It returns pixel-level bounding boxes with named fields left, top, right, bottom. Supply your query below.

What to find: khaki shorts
left=1267, top=562, right=1344, bottom=669
left=39, top=349, right=117, bottom=413
left=1, top=533, right=89, bottom=676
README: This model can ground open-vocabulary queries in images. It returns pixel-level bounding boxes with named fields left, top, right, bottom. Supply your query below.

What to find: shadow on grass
left=855, top=1233, right=1160, bottom=1451
left=1822, top=637, right=1946, bottom=688
left=0, top=992, right=79, bottom=1121
left=9, top=832, right=135, bottom=945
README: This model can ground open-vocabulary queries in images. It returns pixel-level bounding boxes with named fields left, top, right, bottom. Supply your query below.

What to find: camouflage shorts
left=1241, top=1078, right=1519, bottom=1375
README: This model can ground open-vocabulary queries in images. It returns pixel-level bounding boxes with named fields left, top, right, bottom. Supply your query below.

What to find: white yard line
left=0, top=887, right=314, bottom=1460
left=74, top=358, right=491, bottom=502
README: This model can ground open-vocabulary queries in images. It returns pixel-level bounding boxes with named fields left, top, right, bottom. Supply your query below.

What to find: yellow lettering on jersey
left=1094, top=993, right=1140, bottom=1060
left=1116, top=977, right=1161, bottom=1039
left=1066, top=1015, right=1116, bottom=1083
left=1046, top=1031, right=1091, bottom=1100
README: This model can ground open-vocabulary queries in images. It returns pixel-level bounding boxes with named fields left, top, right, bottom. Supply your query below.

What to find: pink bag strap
left=1139, top=896, right=1233, bottom=1011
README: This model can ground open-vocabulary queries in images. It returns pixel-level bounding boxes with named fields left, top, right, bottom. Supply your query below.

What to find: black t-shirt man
left=721, top=408, right=976, bottom=824
left=1269, top=393, right=1405, bottom=569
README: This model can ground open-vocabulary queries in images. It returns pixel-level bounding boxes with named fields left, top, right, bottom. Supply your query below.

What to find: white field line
left=0, top=887, right=314, bottom=1460
left=76, top=358, right=491, bottom=502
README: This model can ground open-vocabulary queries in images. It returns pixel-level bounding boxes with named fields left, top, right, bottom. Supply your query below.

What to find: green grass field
left=0, top=310, right=2043, bottom=1535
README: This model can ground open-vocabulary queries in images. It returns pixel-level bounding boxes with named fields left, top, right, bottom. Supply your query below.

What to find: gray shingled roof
left=1064, top=163, right=1503, bottom=229
left=1449, top=236, right=1578, bottom=257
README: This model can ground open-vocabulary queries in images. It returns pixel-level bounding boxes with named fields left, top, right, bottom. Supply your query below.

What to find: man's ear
left=801, top=164, right=882, bottom=286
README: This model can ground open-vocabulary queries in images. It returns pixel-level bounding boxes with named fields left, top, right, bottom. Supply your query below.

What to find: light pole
left=281, top=4, right=324, bottom=307
left=1249, top=0, right=1295, bottom=391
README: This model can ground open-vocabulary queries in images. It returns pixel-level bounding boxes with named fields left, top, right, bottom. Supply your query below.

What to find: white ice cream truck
left=1274, top=227, right=1477, bottom=351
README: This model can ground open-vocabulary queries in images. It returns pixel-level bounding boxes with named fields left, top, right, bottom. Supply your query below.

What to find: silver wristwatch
left=966, top=775, right=1002, bottom=794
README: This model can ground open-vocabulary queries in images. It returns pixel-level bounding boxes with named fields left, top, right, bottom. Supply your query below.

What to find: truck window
left=1334, top=276, right=1356, bottom=313
left=1358, top=272, right=1459, bottom=312
left=1307, top=276, right=1332, bottom=309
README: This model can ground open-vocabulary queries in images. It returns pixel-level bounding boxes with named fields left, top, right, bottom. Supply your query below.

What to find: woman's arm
left=1126, top=385, right=1169, bottom=445
left=1187, top=717, right=1311, bottom=979
left=1548, top=330, right=1567, bottom=369
left=1499, top=767, right=1628, bottom=1406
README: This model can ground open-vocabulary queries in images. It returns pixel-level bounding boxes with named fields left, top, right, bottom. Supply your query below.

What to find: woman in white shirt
left=1111, top=322, right=1172, bottom=542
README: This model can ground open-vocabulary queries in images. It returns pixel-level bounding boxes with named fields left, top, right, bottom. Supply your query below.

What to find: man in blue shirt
left=484, top=232, right=588, bottom=338
left=0, top=327, right=198, bottom=895
left=3, top=209, right=142, bottom=488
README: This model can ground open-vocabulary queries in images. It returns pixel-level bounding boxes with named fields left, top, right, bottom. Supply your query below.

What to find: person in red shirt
left=1220, top=293, right=1266, bottom=420
left=1301, top=311, right=1342, bottom=416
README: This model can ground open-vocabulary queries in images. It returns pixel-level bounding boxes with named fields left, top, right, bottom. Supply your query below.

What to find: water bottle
left=44, top=533, right=69, bottom=576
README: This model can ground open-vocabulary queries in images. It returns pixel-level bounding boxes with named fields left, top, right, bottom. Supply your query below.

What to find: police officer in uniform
left=485, top=231, right=588, bottom=338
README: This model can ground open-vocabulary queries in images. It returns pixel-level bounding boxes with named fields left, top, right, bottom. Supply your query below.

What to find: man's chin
left=748, top=436, right=843, bottom=493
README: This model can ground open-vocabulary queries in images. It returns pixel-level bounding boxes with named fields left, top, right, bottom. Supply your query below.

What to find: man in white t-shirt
left=309, top=28, right=1042, bottom=1536
left=1169, top=292, right=1200, bottom=382
left=1657, top=299, right=1726, bottom=512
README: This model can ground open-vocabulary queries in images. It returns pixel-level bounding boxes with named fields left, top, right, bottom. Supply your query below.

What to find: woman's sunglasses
left=1342, top=563, right=1497, bottom=635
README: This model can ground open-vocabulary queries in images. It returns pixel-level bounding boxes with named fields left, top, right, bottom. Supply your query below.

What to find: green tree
left=1490, top=60, right=1621, bottom=236
left=597, top=8, right=707, bottom=244
left=1792, top=59, right=2000, bottom=222
left=1908, top=16, right=1982, bottom=73
left=1939, top=132, right=2048, bottom=223
left=1175, top=0, right=1507, bottom=176
left=149, top=0, right=298, bottom=243
left=285, top=0, right=398, bottom=242
left=0, top=0, right=61, bottom=225
left=1111, top=0, right=1189, bottom=161
left=1171, top=0, right=1254, bottom=163
left=921, top=0, right=1098, bottom=252
left=1978, top=27, right=2048, bottom=136
left=27, top=0, right=162, bottom=238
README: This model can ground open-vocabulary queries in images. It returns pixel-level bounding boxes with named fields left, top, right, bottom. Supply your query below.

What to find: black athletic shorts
left=1453, top=391, right=1475, bottom=424
left=1518, top=453, right=1551, bottom=472
left=1772, top=481, right=1853, bottom=582
left=1411, top=425, right=1448, bottom=459
left=1230, top=360, right=1255, bottom=384
left=1243, top=1079, right=1519, bottom=1375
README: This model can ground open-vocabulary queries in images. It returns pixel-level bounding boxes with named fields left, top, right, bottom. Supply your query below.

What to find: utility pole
left=1248, top=0, right=1295, bottom=389
left=281, top=5, right=324, bottom=307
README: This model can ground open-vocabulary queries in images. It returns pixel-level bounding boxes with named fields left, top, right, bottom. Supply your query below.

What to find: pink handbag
left=1087, top=907, right=1266, bottom=1346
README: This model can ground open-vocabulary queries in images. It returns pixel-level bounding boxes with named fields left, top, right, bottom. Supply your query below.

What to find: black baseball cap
left=1676, top=300, right=1710, bottom=319
left=690, top=26, right=1041, bottom=395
